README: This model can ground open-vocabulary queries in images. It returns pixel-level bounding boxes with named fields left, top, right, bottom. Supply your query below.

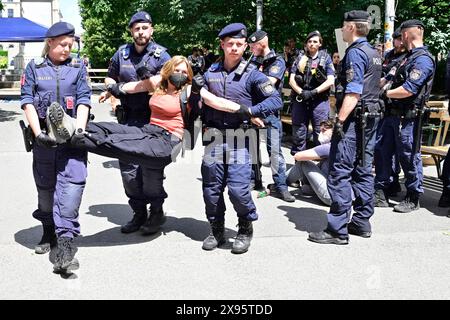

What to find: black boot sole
left=49, top=106, right=71, bottom=140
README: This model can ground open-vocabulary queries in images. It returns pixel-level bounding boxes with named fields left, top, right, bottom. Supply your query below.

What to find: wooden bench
left=421, top=107, right=450, bottom=178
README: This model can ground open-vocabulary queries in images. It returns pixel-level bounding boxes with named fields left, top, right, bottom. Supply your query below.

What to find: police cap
left=45, top=22, right=75, bottom=38
left=128, top=11, right=152, bottom=28
left=306, top=30, right=321, bottom=41
left=218, top=23, right=247, bottom=40
left=400, top=19, right=425, bottom=30
left=392, top=27, right=402, bottom=39
left=344, top=10, right=370, bottom=23
left=247, top=30, right=267, bottom=44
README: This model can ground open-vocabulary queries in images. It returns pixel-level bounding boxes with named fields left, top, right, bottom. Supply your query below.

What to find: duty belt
left=385, top=107, right=417, bottom=119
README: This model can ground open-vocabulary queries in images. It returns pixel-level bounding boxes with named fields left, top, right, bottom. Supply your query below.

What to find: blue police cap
left=128, top=11, right=152, bottom=28
left=344, top=10, right=370, bottom=23
left=392, top=27, right=402, bottom=39
left=400, top=19, right=424, bottom=30
left=45, top=21, right=75, bottom=38
left=218, top=23, right=247, bottom=40
left=248, top=30, right=267, bottom=44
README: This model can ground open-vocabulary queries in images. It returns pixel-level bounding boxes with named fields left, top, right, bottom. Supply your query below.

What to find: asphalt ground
left=0, top=97, right=449, bottom=300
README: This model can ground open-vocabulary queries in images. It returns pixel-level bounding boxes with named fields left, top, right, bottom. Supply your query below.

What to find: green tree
left=80, top=0, right=449, bottom=73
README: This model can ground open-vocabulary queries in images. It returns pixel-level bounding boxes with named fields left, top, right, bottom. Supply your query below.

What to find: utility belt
left=385, top=106, right=418, bottom=119
left=115, top=105, right=150, bottom=124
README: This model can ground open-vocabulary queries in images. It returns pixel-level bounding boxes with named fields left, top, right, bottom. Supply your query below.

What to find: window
left=8, top=9, right=14, bottom=18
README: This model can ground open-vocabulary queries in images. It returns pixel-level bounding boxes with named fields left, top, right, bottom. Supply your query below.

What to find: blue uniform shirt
left=203, top=60, right=282, bottom=129
left=21, top=57, right=91, bottom=118
left=342, top=37, right=370, bottom=95
left=401, top=46, right=434, bottom=95
left=108, top=41, right=170, bottom=82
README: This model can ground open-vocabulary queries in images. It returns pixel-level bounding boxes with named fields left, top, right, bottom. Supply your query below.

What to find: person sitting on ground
left=285, top=119, right=333, bottom=206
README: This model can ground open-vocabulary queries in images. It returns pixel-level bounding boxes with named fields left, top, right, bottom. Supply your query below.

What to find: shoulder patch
left=259, top=80, right=276, bottom=96
left=409, top=68, right=422, bottom=81
left=33, top=57, right=45, bottom=66
left=122, top=46, right=130, bottom=60
left=346, top=66, right=354, bottom=83
left=270, top=65, right=281, bottom=75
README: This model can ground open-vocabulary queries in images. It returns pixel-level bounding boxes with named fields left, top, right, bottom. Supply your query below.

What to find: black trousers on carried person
left=73, top=122, right=181, bottom=209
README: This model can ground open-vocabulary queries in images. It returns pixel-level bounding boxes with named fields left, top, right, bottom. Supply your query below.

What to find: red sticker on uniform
left=21, top=74, right=26, bottom=86
left=66, top=96, right=74, bottom=110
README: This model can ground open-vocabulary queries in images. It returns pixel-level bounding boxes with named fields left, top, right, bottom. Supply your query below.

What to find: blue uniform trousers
left=265, top=114, right=288, bottom=191
left=397, top=118, right=423, bottom=194
left=291, top=98, right=330, bottom=154
left=374, top=116, right=401, bottom=190
left=327, top=116, right=378, bottom=237
left=32, top=144, right=87, bottom=238
left=202, top=140, right=258, bottom=222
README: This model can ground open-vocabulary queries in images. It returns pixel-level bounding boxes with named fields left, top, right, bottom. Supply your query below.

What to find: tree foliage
left=79, top=0, right=449, bottom=70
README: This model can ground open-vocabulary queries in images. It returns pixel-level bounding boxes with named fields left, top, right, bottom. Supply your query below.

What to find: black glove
left=237, top=105, right=252, bottom=119
left=107, top=83, right=127, bottom=98
left=70, top=128, right=86, bottom=148
left=300, top=89, right=318, bottom=101
left=379, top=88, right=392, bottom=106
left=191, top=74, right=205, bottom=95
left=36, top=132, right=57, bottom=148
left=136, top=65, right=152, bottom=80
left=333, top=119, right=345, bottom=139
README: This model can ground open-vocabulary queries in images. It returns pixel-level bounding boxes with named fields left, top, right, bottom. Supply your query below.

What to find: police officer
left=200, top=23, right=282, bottom=254
left=20, top=22, right=91, bottom=272
left=381, top=20, right=435, bottom=213
left=374, top=27, right=408, bottom=207
left=439, top=51, right=450, bottom=208
left=308, top=11, right=382, bottom=244
left=101, top=11, right=171, bottom=234
left=247, top=30, right=295, bottom=202
left=288, top=30, right=335, bottom=154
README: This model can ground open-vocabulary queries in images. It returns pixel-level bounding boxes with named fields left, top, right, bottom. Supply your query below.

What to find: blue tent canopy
left=0, top=18, right=80, bottom=42
left=0, top=17, right=49, bottom=42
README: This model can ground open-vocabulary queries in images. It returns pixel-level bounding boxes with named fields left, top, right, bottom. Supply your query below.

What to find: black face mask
left=169, top=73, right=188, bottom=90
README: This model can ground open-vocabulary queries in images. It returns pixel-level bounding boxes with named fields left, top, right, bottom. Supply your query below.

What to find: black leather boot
left=231, top=219, right=253, bottom=254
left=438, top=188, right=450, bottom=207
left=394, top=192, right=420, bottom=213
left=202, top=220, right=225, bottom=250
left=35, top=224, right=57, bottom=254
left=374, top=189, right=389, bottom=207
left=141, top=206, right=166, bottom=235
left=53, top=237, right=79, bottom=273
left=121, top=211, right=147, bottom=234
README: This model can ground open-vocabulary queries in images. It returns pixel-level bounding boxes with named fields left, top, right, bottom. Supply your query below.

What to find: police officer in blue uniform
left=308, top=11, right=382, bottom=244
left=374, top=28, right=408, bottom=207
left=439, top=51, right=450, bottom=208
left=21, top=22, right=91, bottom=272
left=200, top=23, right=283, bottom=254
left=288, top=30, right=335, bottom=155
left=101, top=11, right=171, bottom=234
left=380, top=20, right=435, bottom=213
left=248, top=30, right=295, bottom=202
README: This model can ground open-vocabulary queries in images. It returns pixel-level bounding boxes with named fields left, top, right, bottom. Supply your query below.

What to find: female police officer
left=20, top=22, right=91, bottom=273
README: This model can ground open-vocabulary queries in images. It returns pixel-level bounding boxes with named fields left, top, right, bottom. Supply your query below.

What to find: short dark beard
left=133, top=36, right=150, bottom=47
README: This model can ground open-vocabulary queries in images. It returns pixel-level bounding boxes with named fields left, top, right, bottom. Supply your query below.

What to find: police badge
left=409, top=69, right=422, bottom=81
left=346, top=67, right=354, bottom=83
left=270, top=65, right=280, bottom=75
left=260, top=81, right=275, bottom=95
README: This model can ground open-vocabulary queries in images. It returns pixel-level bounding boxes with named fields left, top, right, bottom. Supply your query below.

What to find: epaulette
left=121, top=44, right=131, bottom=60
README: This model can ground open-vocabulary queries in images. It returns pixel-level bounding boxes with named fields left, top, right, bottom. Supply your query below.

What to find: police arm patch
left=346, top=67, right=354, bottom=83
left=409, top=68, right=422, bottom=81
left=270, top=65, right=280, bottom=75
left=259, top=80, right=275, bottom=96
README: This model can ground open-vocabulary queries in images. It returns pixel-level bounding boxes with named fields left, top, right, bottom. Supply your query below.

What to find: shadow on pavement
left=278, top=205, right=328, bottom=233
left=14, top=204, right=237, bottom=250
left=0, top=109, right=20, bottom=122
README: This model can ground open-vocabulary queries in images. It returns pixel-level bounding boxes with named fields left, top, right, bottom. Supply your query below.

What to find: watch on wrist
left=76, top=128, right=84, bottom=134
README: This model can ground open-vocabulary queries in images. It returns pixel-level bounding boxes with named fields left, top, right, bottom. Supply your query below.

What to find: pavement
left=0, top=96, right=449, bottom=300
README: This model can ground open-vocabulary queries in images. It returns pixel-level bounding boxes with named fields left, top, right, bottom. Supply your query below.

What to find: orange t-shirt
left=149, top=92, right=185, bottom=140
